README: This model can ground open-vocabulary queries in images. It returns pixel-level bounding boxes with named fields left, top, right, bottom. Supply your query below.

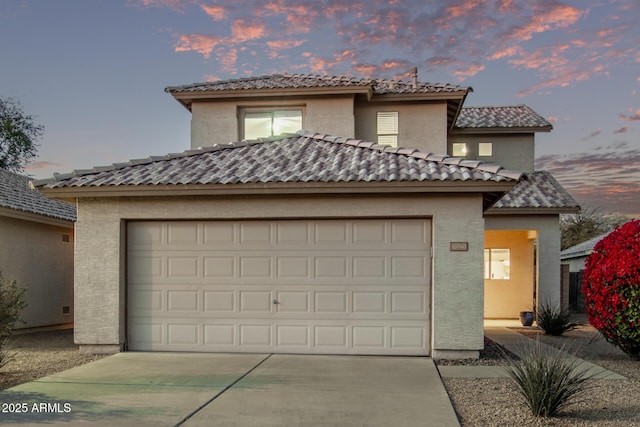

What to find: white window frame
left=377, top=111, right=398, bottom=147
left=240, top=107, right=303, bottom=140
left=484, top=248, right=510, bottom=280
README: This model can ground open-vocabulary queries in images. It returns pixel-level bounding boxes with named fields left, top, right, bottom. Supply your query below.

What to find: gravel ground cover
left=440, top=324, right=640, bottom=426
left=0, top=329, right=106, bottom=391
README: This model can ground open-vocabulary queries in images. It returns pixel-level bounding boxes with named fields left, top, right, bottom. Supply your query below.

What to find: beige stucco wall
left=354, top=102, right=448, bottom=153
left=74, top=193, right=485, bottom=357
left=485, top=215, right=561, bottom=315
left=0, top=215, right=74, bottom=329
left=190, top=96, right=355, bottom=149
left=484, top=230, right=535, bottom=318
left=448, top=134, right=535, bottom=171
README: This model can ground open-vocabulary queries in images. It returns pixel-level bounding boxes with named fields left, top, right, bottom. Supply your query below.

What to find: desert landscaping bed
left=0, top=329, right=106, bottom=391
left=440, top=324, right=640, bottom=426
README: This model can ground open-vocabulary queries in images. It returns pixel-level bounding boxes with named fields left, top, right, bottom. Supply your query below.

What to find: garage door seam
left=174, top=353, right=273, bottom=426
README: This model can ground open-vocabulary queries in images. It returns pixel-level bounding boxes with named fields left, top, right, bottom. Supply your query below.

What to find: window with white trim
left=377, top=111, right=398, bottom=146
left=484, top=248, right=510, bottom=280
left=478, top=142, right=493, bottom=156
left=452, top=143, right=467, bottom=157
left=242, top=109, right=302, bottom=140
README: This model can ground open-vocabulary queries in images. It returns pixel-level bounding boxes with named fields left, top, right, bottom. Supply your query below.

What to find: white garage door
left=127, top=219, right=431, bottom=355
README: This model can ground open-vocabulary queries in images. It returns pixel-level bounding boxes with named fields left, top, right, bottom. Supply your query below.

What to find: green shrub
left=503, top=338, right=593, bottom=417
left=536, top=302, right=580, bottom=336
left=0, top=269, right=27, bottom=339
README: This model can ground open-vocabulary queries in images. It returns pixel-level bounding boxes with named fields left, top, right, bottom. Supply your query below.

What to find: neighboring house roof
left=34, top=131, right=521, bottom=208
left=560, top=232, right=609, bottom=260
left=454, top=105, right=552, bottom=132
left=486, top=171, right=580, bottom=214
left=0, top=168, right=76, bottom=222
left=165, top=73, right=470, bottom=97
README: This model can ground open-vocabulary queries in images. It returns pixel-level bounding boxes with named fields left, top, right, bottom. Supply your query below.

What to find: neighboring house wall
left=355, top=102, right=448, bottom=153
left=74, top=193, right=485, bottom=358
left=564, top=256, right=588, bottom=272
left=447, top=133, right=535, bottom=171
left=190, top=96, right=356, bottom=149
left=485, top=215, right=561, bottom=313
left=0, top=215, right=74, bottom=329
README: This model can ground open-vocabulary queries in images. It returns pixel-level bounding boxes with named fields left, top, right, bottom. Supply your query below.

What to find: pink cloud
left=174, top=34, right=221, bottom=58
left=200, top=4, right=227, bottom=20
left=504, top=4, right=583, bottom=42
left=619, top=108, right=640, bottom=121
left=152, top=0, right=635, bottom=97
left=454, top=62, right=485, bottom=79
left=230, top=19, right=266, bottom=43
left=614, top=126, right=629, bottom=134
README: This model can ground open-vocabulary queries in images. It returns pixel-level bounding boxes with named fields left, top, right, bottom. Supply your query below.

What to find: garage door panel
left=128, top=219, right=431, bottom=355
left=204, top=291, right=235, bottom=312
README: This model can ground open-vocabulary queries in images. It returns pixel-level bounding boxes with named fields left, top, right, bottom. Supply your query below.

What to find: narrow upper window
left=478, top=142, right=493, bottom=156
left=484, top=248, right=510, bottom=280
left=243, top=109, right=302, bottom=140
left=377, top=111, right=398, bottom=146
left=452, top=143, right=467, bottom=157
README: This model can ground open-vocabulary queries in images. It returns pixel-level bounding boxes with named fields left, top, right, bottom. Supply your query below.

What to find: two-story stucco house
left=35, top=74, right=578, bottom=358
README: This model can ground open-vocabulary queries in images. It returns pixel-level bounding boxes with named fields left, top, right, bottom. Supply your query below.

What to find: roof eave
left=39, top=180, right=517, bottom=199
left=0, top=206, right=75, bottom=227
left=485, top=206, right=581, bottom=215
left=451, top=126, right=553, bottom=134
left=370, top=90, right=469, bottom=103
left=168, top=86, right=374, bottom=110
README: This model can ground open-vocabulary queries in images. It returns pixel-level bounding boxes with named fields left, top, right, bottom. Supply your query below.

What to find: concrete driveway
left=0, top=353, right=459, bottom=426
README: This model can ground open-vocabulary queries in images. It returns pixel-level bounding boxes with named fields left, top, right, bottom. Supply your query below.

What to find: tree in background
left=0, top=97, right=43, bottom=173
left=560, top=207, right=628, bottom=250
left=583, top=220, right=640, bottom=360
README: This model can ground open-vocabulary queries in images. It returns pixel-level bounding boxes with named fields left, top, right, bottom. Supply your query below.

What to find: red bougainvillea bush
left=583, top=220, right=640, bottom=360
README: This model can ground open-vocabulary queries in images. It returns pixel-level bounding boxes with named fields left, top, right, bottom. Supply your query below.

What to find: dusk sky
left=1, top=0, right=638, bottom=216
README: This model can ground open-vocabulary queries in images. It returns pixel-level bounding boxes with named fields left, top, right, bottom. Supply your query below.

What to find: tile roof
left=0, top=169, right=76, bottom=222
left=165, top=73, right=469, bottom=96
left=488, top=171, right=580, bottom=213
left=35, top=131, right=521, bottom=189
left=455, top=105, right=552, bottom=129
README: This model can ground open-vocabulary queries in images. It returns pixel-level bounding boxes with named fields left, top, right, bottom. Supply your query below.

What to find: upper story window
left=377, top=111, right=398, bottom=146
left=242, top=109, right=302, bottom=140
left=452, top=143, right=467, bottom=157
left=478, top=142, right=493, bottom=156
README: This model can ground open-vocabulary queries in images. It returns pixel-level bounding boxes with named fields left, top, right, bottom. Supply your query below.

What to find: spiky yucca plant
left=503, top=338, right=593, bottom=417
left=536, top=302, right=580, bottom=336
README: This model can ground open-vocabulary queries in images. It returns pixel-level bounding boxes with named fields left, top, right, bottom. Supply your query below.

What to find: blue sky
left=1, top=0, right=638, bottom=216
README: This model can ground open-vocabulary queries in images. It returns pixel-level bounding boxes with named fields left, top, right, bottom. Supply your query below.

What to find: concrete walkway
left=438, top=325, right=626, bottom=380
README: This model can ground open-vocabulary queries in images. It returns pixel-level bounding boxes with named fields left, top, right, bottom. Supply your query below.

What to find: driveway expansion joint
left=173, top=353, right=273, bottom=427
